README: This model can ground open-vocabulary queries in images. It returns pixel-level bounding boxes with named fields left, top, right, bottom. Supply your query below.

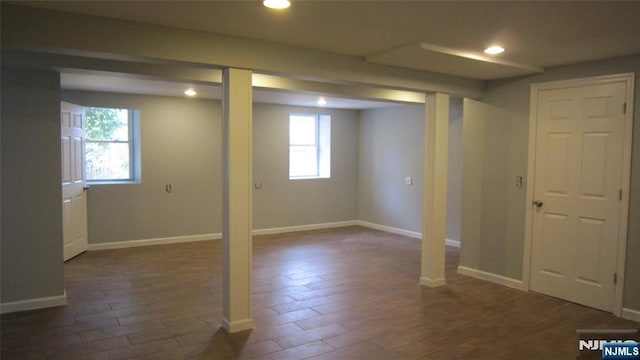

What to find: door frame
left=522, top=73, right=635, bottom=317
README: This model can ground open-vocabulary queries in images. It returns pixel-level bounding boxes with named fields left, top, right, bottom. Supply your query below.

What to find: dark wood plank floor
left=2, top=226, right=637, bottom=359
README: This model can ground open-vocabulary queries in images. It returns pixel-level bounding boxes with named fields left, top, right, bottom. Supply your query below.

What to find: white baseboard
left=356, top=221, right=461, bottom=248
left=356, top=220, right=422, bottom=239
left=222, top=317, right=255, bottom=333
left=457, top=265, right=525, bottom=291
left=622, top=308, right=640, bottom=323
left=88, top=222, right=359, bottom=251
left=420, top=277, right=446, bottom=288
left=252, top=220, right=358, bottom=236
left=88, top=233, right=221, bottom=250
left=87, top=221, right=459, bottom=251
left=446, top=238, right=461, bottom=248
left=1, top=292, right=67, bottom=314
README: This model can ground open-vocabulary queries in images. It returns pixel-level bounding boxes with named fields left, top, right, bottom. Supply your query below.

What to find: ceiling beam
left=1, top=4, right=484, bottom=99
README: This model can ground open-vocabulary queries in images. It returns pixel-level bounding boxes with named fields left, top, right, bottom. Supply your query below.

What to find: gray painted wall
left=62, top=91, right=222, bottom=244
left=60, top=92, right=360, bottom=243
left=1, top=67, right=65, bottom=303
left=447, top=98, right=463, bottom=243
left=460, top=99, right=485, bottom=272
left=460, top=54, right=640, bottom=310
left=358, top=102, right=463, bottom=240
left=460, top=99, right=522, bottom=277
left=358, top=105, right=425, bottom=233
left=59, top=93, right=457, bottom=245
left=253, top=104, right=359, bottom=229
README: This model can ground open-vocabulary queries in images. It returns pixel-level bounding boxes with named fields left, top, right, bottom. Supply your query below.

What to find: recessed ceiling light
left=263, top=0, right=290, bottom=9
left=316, top=97, right=327, bottom=106
left=184, top=88, right=197, bottom=97
left=484, top=46, right=505, bottom=55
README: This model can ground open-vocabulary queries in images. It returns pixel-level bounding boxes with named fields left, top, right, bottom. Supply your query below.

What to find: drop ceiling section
left=366, top=42, right=544, bottom=80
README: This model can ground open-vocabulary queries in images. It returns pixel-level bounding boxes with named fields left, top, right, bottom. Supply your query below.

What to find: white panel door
left=61, top=102, right=88, bottom=261
left=530, top=81, right=627, bottom=312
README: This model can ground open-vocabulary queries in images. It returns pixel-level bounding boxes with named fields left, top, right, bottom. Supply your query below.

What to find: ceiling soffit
left=366, top=43, right=544, bottom=80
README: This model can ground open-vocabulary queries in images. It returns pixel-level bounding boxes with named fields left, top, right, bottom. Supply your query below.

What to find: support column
left=221, top=68, right=254, bottom=333
left=420, top=92, right=449, bottom=287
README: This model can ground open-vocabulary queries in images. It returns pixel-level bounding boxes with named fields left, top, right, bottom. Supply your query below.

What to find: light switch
left=405, top=177, right=413, bottom=186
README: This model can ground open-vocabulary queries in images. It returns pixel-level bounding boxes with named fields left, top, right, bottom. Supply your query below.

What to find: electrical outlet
left=515, top=176, right=523, bottom=189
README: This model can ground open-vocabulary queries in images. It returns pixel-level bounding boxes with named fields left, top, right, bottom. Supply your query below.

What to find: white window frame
left=85, top=108, right=141, bottom=184
left=289, top=113, right=331, bottom=180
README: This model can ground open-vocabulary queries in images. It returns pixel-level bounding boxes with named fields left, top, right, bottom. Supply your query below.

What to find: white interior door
left=529, top=80, right=627, bottom=312
left=61, top=102, right=88, bottom=261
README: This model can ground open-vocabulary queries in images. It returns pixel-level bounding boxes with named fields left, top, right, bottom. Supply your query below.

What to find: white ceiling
left=22, top=1, right=640, bottom=107
left=18, top=1, right=640, bottom=80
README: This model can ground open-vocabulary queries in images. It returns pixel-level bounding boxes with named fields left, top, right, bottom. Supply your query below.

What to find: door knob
left=532, top=200, right=543, bottom=208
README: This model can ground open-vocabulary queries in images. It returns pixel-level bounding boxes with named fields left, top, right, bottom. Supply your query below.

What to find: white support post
left=221, top=68, right=254, bottom=333
left=420, top=92, right=449, bottom=287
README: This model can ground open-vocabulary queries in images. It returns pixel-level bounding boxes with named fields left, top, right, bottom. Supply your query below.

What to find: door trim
left=522, top=73, right=635, bottom=317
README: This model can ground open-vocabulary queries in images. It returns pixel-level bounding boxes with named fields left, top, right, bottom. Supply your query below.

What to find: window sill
left=87, top=180, right=140, bottom=186
left=289, top=176, right=330, bottom=180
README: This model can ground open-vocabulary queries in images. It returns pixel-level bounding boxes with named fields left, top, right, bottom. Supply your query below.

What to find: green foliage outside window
left=85, top=107, right=132, bottom=181
left=85, top=107, right=127, bottom=141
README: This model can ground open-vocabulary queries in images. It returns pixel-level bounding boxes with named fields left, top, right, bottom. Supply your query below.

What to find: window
left=85, top=107, right=140, bottom=182
left=289, top=113, right=330, bottom=179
